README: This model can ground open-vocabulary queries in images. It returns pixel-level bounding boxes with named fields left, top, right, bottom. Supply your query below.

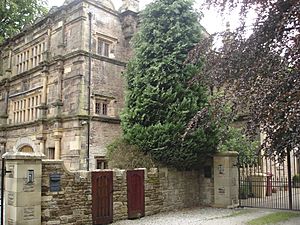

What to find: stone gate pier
left=3, top=151, right=44, bottom=225
left=213, top=151, right=239, bottom=208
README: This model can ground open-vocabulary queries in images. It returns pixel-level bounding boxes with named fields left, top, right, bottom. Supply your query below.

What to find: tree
left=122, top=0, right=219, bottom=170
left=218, top=127, right=259, bottom=165
left=0, top=0, right=48, bottom=43
left=186, top=0, right=300, bottom=161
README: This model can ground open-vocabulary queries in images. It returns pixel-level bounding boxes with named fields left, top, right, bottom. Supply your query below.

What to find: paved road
left=112, top=207, right=300, bottom=225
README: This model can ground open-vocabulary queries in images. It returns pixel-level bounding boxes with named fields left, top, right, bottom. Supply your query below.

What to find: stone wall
left=41, top=160, right=92, bottom=225
left=0, top=0, right=136, bottom=171
left=102, top=167, right=214, bottom=220
left=40, top=160, right=215, bottom=224
left=159, top=169, right=198, bottom=211
left=199, top=167, right=215, bottom=206
left=145, top=168, right=163, bottom=216
left=112, top=169, right=128, bottom=221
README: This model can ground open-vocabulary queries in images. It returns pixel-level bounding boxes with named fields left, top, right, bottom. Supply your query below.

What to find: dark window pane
left=102, top=103, right=108, bottom=115
left=48, top=148, right=55, bottom=159
left=98, top=39, right=103, bottom=55
left=95, top=102, right=101, bottom=114
left=104, top=43, right=109, bottom=57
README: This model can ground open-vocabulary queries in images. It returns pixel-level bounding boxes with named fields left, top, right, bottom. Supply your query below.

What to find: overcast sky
left=47, top=0, right=253, bottom=34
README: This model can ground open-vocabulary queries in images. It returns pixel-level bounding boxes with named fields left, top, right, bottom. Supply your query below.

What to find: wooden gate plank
left=127, top=170, right=145, bottom=219
left=92, top=171, right=113, bottom=224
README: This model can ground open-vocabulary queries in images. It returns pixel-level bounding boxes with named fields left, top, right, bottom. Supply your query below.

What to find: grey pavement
left=112, top=207, right=300, bottom=225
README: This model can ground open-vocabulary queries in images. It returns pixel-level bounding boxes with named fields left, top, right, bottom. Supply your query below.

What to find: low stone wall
left=41, top=160, right=92, bottom=225
left=111, top=167, right=214, bottom=219
left=113, top=169, right=128, bottom=221
left=4, top=151, right=237, bottom=224
left=199, top=168, right=215, bottom=206
left=40, top=161, right=214, bottom=224
left=157, top=168, right=202, bottom=212
left=145, top=168, right=164, bottom=216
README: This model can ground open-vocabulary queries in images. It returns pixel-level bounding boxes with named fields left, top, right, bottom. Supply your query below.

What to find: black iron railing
left=239, top=151, right=300, bottom=211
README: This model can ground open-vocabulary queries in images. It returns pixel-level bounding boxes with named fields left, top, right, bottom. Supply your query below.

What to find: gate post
left=213, top=151, right=239, bottom=208
left=3, top=151, right=44, bottom=225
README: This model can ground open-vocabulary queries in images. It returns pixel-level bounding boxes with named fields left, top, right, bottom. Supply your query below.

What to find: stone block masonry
left=0, top=0, right=137, bottom=172
left=213, top=151, right=239, bottom=208
left=4, top=152, right=44, bottom=225
left=41, top=160, right=92, bottom=225
left=40, top=160, right=215, bottom=224
left=112, top=169, right=128, bottom=221
left=5, top=152, right=238, bottom=224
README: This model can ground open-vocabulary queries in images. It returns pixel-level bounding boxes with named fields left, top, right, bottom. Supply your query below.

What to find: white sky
left=47, top=0, right=253, bottom=34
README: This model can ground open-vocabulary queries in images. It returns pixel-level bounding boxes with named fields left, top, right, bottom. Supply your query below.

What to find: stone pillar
left=53, top=128, right=63, bottom=160
left=39, top=140, right=46, bottom=155
left=0, top=140, right=5, bottom=155
left=0, top=81, right=9, bottom=126
left=3, top=151, right=44, bottom=225
left=64, top=132, right=81, bottom=171
left=213, top=151, right=239, bottom=208
left=54, top=139, right=61, bottom=160
left=38, top=67, right=49, bottom=120
left=56, top=61, right=64, bottom=103
left=120, top=1, right=139, bottom=53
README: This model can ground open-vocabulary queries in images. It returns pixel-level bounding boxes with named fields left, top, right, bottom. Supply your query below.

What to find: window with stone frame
left=11, top=94, right=41, bottom=124
left=94, top=99, right=108, bottom=116
left=97, top=38, right=111, bottom=57
left=15, top=42, right=46, bottom=74
left=102, top=102, right=108, bottom=115
left=96, top=157, right=108, bottom=169
left=47, top=147, right=55, bottom=160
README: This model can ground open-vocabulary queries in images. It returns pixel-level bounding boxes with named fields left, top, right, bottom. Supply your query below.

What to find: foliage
left=186, top=0, right=300, bottom=162
left=0, top=0, right=48, bottom=43
left=218, top=127, right=259, bottom=165
left=106, top=138, right=155, bottom=169
left=122, top=0, right=219, bottom=170
left=185, top=92, right=258, bottom=165
left=239, top=180, right=250, bottom=199
left=292, top=174, right=300, bottom=183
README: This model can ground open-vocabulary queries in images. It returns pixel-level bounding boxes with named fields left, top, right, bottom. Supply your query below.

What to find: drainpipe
left=87, top=12, right=92, bottom=171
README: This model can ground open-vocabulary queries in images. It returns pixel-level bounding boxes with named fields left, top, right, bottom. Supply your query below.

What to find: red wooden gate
left=127, top=170, right=145, bottom=219
left=92, top=171, right=113, bottom=225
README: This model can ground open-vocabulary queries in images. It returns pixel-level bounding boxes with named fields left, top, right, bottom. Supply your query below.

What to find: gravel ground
left=112, top=207, right=300, bottom=225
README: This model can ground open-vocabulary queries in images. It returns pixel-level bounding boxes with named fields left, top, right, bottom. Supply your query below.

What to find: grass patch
left=247, top=211, right=300, bottom=225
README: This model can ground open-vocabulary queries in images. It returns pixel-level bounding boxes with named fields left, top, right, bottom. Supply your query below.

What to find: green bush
left=106, top=138, right=156, bottom=169
left=122, top=0, right=219, bottom=170
left=240, top=180, right=251, bottom=199
left=293, top=174, right=300, bottom=187
left=218, top=127, right=259, bottom=165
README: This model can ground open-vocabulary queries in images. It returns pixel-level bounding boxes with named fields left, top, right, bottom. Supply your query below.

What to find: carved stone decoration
left=119, top=0, right=139, bottom=13
left=121, top=13, right=138, bottom=40
left=13, top=137, right=37, bottom=153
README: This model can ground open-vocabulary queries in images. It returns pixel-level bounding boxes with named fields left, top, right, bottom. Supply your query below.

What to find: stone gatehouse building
left=0, top=0, right=139, bottom=170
